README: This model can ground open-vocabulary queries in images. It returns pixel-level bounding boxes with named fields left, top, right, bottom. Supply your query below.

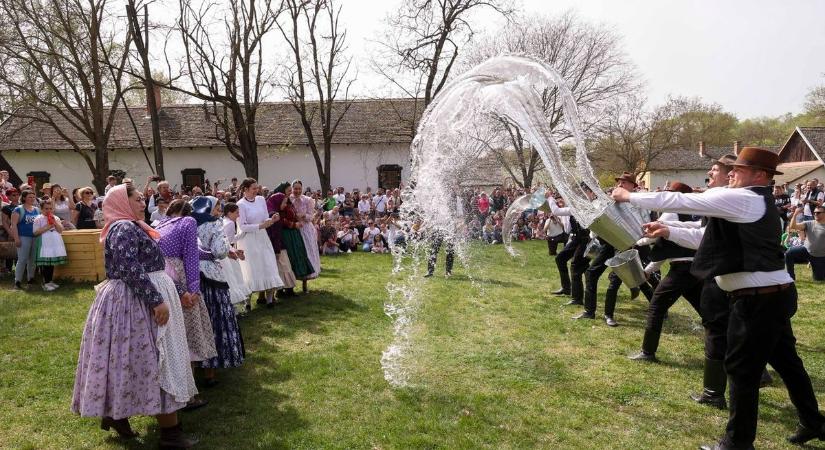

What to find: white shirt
left=237, top=196, right=269, bottom=233
left=802, top=191, right=825, bottom=217
left=629, top=186, right=792, bottom=291
left=358, top=199, right=371, bottom=213
left=334, top=193, right=345, bottom=205
left=363, top=225, right=380, bottom=241
left=373, top=195, right=387, bottom=213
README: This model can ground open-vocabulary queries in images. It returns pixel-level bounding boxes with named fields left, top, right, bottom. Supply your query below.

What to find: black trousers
left=583, top=243, right=615, bottom=315
left=547, top=233, right=568, bottom=256
left=645, top=261, right=702, bottom=333
left=723, top=285, right=825, bottom=447
left=701, top=280, right=730, bottom=360
left=427, top=235, right=454, bottom=275
left=554, top=236, right=587, bottom=297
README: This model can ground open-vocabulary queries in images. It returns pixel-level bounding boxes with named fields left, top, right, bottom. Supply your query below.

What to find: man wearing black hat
left=574, top=172, right=652, bottom=327
left=613, top=147, right=825, bottom=449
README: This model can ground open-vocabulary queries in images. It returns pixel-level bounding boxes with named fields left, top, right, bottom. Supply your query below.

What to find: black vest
left=691, top=186, right=785, bottom=280
left=649, top=213, right=697, bottom=262
left=569, top=216, right=589, bottom=243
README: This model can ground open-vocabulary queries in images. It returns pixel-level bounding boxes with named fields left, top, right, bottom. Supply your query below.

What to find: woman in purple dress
left=72, top=184, right=198, bottom=447
left=156, top=200, right=217, bottom=408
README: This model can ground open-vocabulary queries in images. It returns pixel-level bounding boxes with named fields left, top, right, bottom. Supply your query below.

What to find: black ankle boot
left=101, top=416, right=138, bottom=438
left=629, top=329, right=660, bottom=361
left=159, top=423, right=199, bottom=449
left=691, top=358, right=727, bottom=409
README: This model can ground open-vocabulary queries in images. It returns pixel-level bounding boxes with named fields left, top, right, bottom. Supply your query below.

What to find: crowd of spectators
left=2, top=168, right=823, bottom=288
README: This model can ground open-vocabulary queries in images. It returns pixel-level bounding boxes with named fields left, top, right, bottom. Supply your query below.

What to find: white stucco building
left=0, top=99, right=421, bottom=193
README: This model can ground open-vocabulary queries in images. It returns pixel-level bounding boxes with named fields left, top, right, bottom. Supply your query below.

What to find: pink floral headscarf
left=99, top=184, right=160, bottom=242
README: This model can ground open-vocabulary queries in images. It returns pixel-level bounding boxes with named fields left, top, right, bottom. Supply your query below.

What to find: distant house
left=641, top=142, right=745, bottom=191
left=0, top=99, right=420, bottom=193
left=775, top=126, right=825, bottom=186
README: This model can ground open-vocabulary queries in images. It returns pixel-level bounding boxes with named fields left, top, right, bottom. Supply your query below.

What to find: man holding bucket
left=573, top=172, right=653, bottom=327
left=627, top=181, right=703, bottom=362
left=612, top=147, right=825, bottom=449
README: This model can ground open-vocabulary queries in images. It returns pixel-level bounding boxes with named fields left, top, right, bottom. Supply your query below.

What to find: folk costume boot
left=691, top=358, right=727, bottom=409
left=159, top=423, right=199, bottom=449
left=100, top=416, right=138, bottom=438
left=628, top=329, right=659, bottom=362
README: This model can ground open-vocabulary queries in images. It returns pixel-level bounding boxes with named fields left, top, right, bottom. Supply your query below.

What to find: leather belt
left=729, top=283, right=793, bottom=298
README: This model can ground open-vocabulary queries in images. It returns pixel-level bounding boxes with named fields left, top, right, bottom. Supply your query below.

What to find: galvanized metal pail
left=605, top=249, right=646, bottom=288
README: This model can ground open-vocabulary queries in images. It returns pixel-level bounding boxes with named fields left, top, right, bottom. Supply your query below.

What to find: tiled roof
left=775, top=161, right=822, bottom=184
left=648, top=145, right=781, bottom=171
left=0, top=98, right=422, bottom=151
left=798, top=127, right=825, bottom=159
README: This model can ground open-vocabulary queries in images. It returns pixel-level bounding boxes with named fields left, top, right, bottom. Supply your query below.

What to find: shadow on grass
left=438, top=273, right=523, bottom=288
left=241, top=289, right=369, bottom=340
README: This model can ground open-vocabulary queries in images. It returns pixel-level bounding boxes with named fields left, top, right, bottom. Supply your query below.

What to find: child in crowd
left=482, top=217, right=495, bottom=243
left=150, top=197, right=169, bottom=226
left=33, top=200, right=67, bottom=291
left=371, top=234, right=387, bottom=254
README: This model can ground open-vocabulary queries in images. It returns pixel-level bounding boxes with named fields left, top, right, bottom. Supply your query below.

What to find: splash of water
left=381, top=54, right=610, bottom=387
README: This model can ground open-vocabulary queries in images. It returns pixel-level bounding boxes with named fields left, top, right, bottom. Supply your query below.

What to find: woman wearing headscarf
left=72, top=184, right=198, bottom=448
left=220, top=202, right=252, bottom=308
left=266, top=183, right=298, bottom=299
left=290, top=180, right=320, bottom=290
left=274, top=182, right=314, bottom=289
left=156, top=199, right=217, bottom=410
left=236, top=178, right=283, bottom=307
left=191, top=197, right=245, bottom=385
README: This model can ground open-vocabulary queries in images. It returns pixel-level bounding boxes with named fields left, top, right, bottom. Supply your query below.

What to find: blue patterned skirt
left=199, top=273, right=245, bottom=369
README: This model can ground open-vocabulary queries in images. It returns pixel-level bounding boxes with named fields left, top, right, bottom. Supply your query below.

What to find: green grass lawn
left=1, top=240, right=824, bottom=449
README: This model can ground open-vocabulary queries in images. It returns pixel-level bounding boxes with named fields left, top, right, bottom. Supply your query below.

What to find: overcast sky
left=336, top=0, right=825, bottom=119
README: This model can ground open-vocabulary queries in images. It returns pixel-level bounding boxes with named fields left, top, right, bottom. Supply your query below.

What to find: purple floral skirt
left=71, top=273, right=193, bottom=419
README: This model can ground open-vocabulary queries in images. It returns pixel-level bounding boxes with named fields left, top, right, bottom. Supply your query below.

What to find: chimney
left=698, top=140, right=705, bottom=157
left=146, top=84, right=162, bottom=114
left=733, top=140, right=741, bottom=156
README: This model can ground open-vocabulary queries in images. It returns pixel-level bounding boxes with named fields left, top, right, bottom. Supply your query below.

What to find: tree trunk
left=93, top=146, right=109, bottom=194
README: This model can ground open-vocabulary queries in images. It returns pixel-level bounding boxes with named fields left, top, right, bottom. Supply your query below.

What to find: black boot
left=691, top=358, right=727, bottom=409
left=100, top=416, right=138, bottom=438
left=629, top=329, right=660, bottom=361
left=159, top=423, right=199, bottom=449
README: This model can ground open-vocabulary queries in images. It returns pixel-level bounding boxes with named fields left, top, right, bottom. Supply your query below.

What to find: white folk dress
left=236, top=196, right=283, bottom=292
left=33, top=215, right=67, bottom=265
left=220, top=217, right=252, bottom=304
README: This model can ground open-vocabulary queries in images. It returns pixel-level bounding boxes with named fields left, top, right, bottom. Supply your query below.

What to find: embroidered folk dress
left=72, top=221, right=196, bottom=419
left=197, top=220, right=245, bottom=369
left=156, top=216, right=217, bottom=362
left=33, top=215, right=67, bottom=265
left=290, top=194, right=320, bottom=279
left=220, top=217, right=252, bottom=304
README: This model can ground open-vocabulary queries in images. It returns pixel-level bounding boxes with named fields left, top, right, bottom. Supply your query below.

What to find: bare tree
left=0, top=0, right=132, bottom=193
left=463, top=12, right=638, bottom=189
left=126, top=0, right=164, bottom=179
left=589, top=95, right=681, bottom=176
left=371, top=0, right=514, bottom=138
left=277, top=0, right=354, bottom=194
left=150, top=0, right=281, bottom=179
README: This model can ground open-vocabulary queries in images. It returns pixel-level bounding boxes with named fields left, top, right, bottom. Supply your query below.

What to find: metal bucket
left=588, top=202, right=645, bottom=251
left=584, top=239, right=602, bottom=259
left=605, top=249, right=646, bottom=288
